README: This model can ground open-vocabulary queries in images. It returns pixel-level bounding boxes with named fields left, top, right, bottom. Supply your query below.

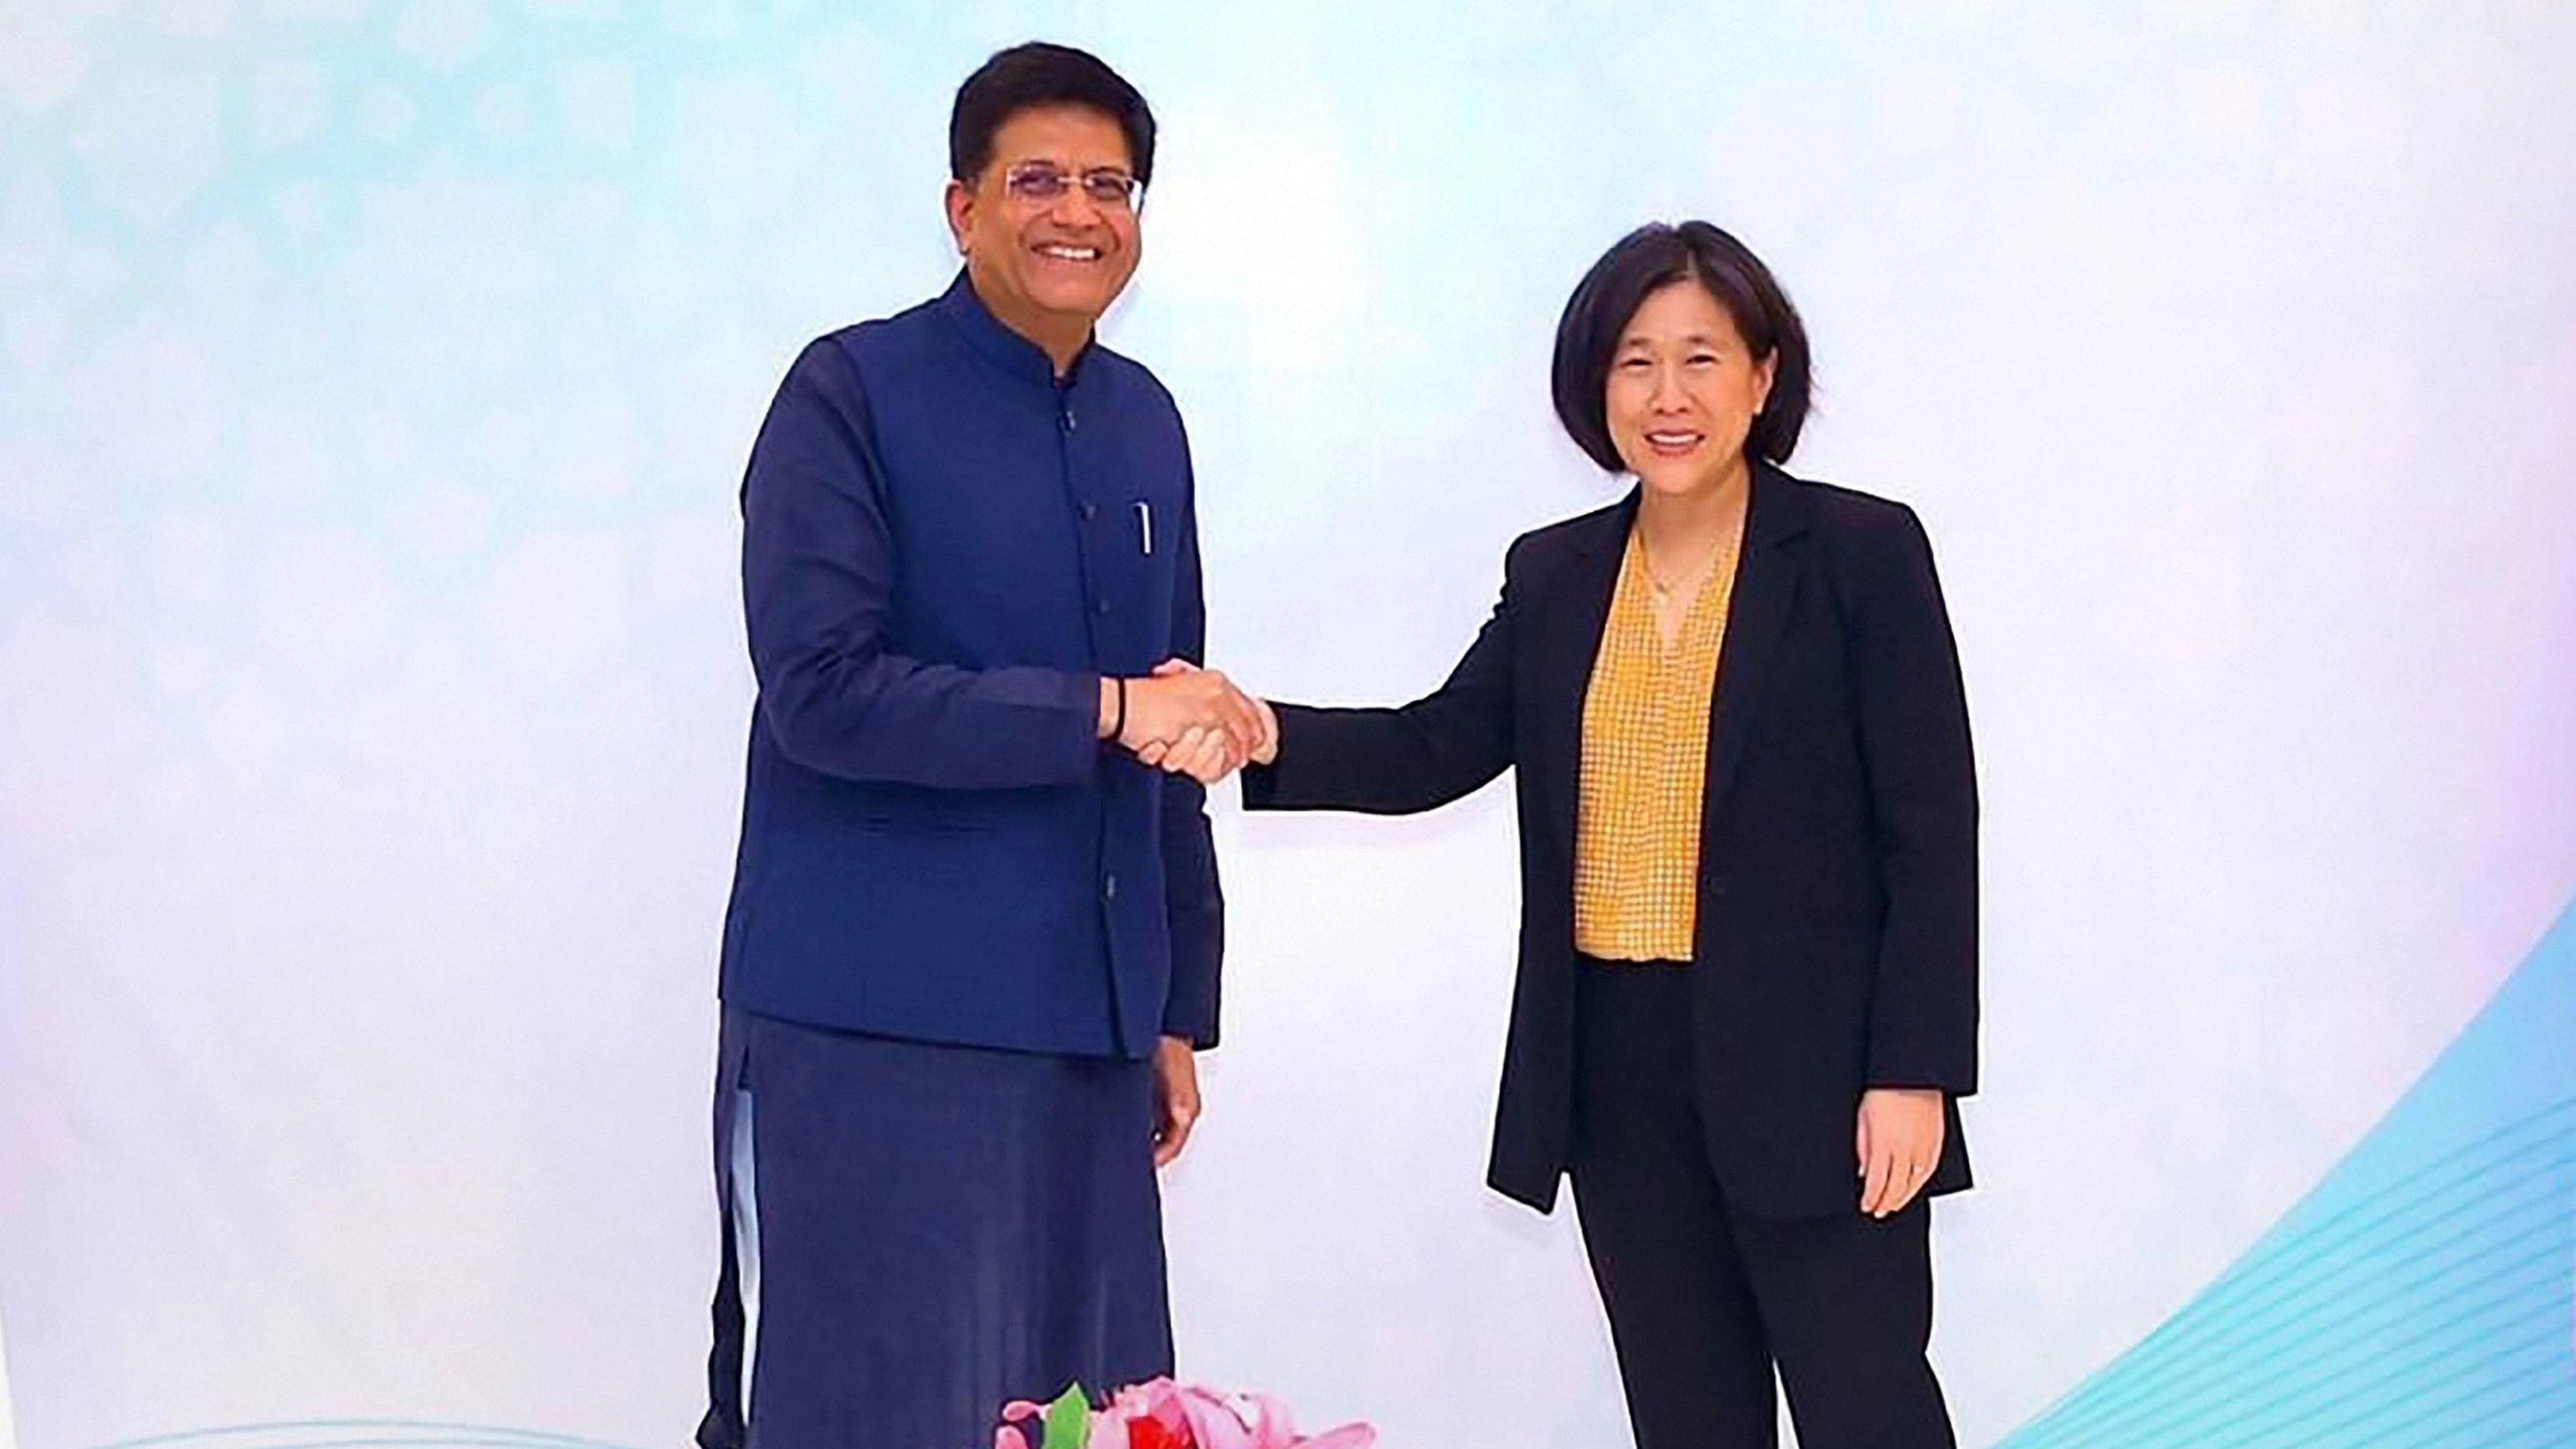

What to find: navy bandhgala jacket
left=717, top=274, right=1221, bottom=1060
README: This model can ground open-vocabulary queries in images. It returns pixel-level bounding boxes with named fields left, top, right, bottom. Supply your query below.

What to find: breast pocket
left=1122, top=495, right=1175, bottom=587
left=1066, top=399, right=1189, bottom=664
left=1109, top=481, right=1186, bottom=660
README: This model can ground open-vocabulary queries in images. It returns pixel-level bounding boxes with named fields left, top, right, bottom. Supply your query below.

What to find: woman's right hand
left=1248, top=694, right=1279, bottom=765
left=1137, top=726, right=1233, bottom=782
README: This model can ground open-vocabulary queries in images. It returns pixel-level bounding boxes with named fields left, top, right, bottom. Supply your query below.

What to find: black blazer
left=1242, top=463, right=1977, bottom=1217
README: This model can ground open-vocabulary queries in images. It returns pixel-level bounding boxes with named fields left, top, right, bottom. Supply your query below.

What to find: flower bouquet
left=996, top=1378, right=1375, bottom=1449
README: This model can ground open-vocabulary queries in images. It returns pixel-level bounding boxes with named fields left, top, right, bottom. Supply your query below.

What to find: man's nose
left=1050, top=185, right=1106, bottom=228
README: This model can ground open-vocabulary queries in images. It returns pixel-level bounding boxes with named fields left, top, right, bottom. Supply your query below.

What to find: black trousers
left=1569, top=961, right=1957, bottom=1449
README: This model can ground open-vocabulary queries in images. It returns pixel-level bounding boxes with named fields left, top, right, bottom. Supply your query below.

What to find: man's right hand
left=1099, top=662, right=1268, bottom=780
left=1132, top=666, right=1280, bottom=784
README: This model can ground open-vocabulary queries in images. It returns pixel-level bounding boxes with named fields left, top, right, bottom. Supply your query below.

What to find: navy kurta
left=699, top=275, right=1220, bottom=1449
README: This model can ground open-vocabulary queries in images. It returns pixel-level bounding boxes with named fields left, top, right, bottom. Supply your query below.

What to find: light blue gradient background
left=3, top=2, right=2574, bottom=1447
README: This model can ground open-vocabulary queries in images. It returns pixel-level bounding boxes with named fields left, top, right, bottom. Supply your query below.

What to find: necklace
left=1639, top=525, right=1732, bottom=604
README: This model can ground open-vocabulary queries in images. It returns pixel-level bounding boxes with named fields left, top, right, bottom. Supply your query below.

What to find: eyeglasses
left=1002, top=161, right=1145, bottom=212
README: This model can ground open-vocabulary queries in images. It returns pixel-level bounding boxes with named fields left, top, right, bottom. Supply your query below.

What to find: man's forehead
left=990, top=105, right=1132, bottom=164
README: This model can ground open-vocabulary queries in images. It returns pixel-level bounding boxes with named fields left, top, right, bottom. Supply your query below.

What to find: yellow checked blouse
left=1573, top=522, right=1745, bottom=960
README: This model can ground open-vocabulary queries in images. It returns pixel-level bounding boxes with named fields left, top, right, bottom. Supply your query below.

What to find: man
left=698, top=42, right=1265, bottom=1449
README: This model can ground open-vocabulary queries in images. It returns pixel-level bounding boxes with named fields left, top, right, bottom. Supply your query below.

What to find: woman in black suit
left=1177, top=222, right=1977, bottom=1447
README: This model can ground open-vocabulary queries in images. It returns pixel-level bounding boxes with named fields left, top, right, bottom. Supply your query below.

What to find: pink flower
left=1130, top=1379, right=1375, bottom=1449
left=997, top=1377, right=1372, bottom=1449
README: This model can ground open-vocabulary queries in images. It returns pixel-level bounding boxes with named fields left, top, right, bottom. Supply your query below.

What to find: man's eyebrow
left=1003, top=156, right=1132, bottom=173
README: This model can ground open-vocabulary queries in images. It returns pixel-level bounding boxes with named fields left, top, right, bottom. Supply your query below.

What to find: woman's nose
left=1648, top=365, right=1690, bottom=410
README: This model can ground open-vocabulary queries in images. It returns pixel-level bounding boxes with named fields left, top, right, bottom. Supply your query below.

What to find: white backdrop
left=4, top=2, right=2575, bottom=1447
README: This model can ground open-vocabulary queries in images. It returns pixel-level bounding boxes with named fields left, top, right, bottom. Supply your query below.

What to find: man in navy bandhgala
left=698, top=42, right=1269, bottom=1449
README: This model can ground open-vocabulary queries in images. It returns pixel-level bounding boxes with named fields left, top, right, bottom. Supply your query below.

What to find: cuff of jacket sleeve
left=1160, top=989, right=1219, bottom=1051
left=1865, top=1054, right=1978, bottom=1097
left=1237, top=701, right=1304, bottom=810
left=1066, top=668, right=1110, bottom=746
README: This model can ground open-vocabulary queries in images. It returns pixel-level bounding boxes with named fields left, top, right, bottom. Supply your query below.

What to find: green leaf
left=1042, top=1382, right=1091, bottom=1449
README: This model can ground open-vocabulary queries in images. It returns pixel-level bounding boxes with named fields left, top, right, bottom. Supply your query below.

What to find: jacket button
left=1082, top=501, right=1098, bottom=521
left=1104, top=873, right=1119, bottom=901
left=1097, top=597, right=1112, bottom=616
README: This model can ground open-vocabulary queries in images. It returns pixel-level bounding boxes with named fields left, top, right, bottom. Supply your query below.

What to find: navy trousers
left=698, top=1008, right=1174, bottom=1449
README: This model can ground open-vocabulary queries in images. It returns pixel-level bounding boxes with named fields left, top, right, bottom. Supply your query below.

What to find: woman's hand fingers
left=1890, top=1154, right=1934, bottom=1215
left=1150, top=726, right=1237, bottom=784
left=1155, top=726, right=1209, bottom=774
left=1858, top=1088, right=1945, bottom=1217
left=1861, top=1132, right=1899, bottom=1217
left=1177, top=730, right=1233, bottom=783
left=1198, top=736, right=1245, bottom=784
left=1250, top=695, right=1280, bottom=765
left=1131, top=724, right=1249, bottom=784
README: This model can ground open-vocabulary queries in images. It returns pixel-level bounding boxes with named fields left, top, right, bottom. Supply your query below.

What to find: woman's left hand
left=1856, top=1087, right=1945, bottom=1218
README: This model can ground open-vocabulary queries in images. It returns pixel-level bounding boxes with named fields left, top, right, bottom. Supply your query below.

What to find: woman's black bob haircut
left=950, top=42, right=1158, bottom=188
left=1550, top=221, right=1812, bottom=473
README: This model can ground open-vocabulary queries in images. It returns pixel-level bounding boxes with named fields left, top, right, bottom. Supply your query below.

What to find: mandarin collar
left=936, top=269, right=1095, bottom=389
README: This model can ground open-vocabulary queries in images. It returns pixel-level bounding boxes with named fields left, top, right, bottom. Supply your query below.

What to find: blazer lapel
left=1529, top=490, right=1636, bottom=859
left=1700, top=464, right=1814, bottom=840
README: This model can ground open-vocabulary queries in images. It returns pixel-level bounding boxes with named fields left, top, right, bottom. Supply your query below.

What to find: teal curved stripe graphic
left=2002, top=899, right=2576, bottom=1448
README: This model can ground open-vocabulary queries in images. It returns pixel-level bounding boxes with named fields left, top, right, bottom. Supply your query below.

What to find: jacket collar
left=934, top=269, right=1095, bottom=389
left=1692, top=459, right=1813, bottom=842
left=1563, top=459, right=1812, bottom=567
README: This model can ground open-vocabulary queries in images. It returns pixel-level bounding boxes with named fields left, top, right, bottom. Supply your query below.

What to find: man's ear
left=944, top=177, right=974, bottom=255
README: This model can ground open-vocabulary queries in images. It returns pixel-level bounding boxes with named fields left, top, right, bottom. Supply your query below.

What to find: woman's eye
left=1617, top=357, right=1652, bottom=371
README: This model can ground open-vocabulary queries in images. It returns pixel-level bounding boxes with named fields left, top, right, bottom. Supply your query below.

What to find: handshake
left=1098, top=660, right=1280, bottom=785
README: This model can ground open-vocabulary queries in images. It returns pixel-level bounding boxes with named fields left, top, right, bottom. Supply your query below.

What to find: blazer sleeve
left=740, top=337, right=1104, bottom=790
left=1240, top=540, right=1521, bottom=815
left=1158, top=453, right=1224, bottom=1049
left=1845, top=504, right=1980, bottom=1095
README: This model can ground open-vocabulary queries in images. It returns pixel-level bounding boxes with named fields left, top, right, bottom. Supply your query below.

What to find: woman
left=1197, top=222, right=1977, bottom=1447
